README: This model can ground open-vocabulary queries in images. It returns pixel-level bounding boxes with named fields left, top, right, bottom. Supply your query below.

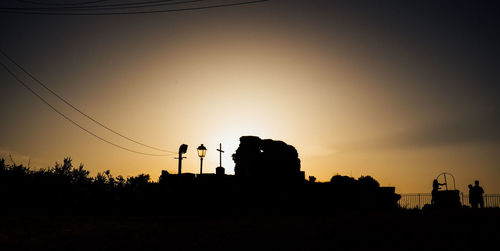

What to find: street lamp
left=176, top=144, right=188, bottom=174
left=197, top=144, right=207, bottom=174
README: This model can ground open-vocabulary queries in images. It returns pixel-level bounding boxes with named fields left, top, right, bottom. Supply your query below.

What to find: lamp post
left=176, top=144, right=188, bottom=174
left=197, top=144, right=207, bottom=174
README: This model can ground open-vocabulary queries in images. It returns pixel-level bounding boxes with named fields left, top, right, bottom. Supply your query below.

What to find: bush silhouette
left=0, top=153, right=400, bottom=212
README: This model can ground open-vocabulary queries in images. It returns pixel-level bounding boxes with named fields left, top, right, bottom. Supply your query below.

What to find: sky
left=1, top=0, right=499, bottom=193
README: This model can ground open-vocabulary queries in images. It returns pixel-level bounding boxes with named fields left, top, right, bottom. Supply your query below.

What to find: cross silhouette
left=217, top=143, right=224, bottom=167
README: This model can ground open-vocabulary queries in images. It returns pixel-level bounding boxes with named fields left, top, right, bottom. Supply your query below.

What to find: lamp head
left=179, top=144, right=188, bottom=154
left=197, top=144, right=207, bottom=158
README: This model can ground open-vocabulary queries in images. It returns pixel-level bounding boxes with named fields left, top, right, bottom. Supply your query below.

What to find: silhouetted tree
left=127, top=174, right=150, bottom=188
left=116, top=175, right=126, bottom=187
left=71, top=163, right=91, bottom=185
left=0, top=158, right=6, bottom=172
left=53, top=157, right=73, bottom=177
left=94, top=170, right=115, bottom=186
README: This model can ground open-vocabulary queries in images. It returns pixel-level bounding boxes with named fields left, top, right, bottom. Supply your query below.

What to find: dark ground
left=0, top=209, right=498, bottom=250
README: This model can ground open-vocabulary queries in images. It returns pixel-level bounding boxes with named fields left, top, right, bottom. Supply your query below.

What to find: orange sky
left=1, top=1, right=499, bottom=193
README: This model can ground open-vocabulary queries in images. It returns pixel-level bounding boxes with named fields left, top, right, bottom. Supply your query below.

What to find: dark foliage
left=0, top=157, right=153, bottom=212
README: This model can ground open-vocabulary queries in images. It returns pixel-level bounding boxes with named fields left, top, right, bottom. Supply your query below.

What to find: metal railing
left=398, top=193, right=500, bottom=209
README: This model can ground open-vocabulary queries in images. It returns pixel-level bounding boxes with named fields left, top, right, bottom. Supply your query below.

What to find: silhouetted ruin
left=232, top=136, right=304, bottom=184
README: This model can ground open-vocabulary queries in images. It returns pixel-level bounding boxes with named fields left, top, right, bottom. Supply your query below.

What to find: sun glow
left=203, top=116, right=277, bottom=174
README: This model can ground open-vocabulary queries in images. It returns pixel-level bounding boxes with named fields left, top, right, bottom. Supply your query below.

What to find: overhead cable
left=0, top=61, right=175, bottom=156
left=17, top=0, right=110, bottom=6
left=0, top=49, right=176, bottom=154
left=11, top=0, right=200, bottom=11
left=0, top=0, right=269, bottom=15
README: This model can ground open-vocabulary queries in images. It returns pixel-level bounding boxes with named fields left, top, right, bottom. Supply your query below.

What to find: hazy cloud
left=300, top=145, right=338, bottom=157
left=343, top=112, right=500, bottom=151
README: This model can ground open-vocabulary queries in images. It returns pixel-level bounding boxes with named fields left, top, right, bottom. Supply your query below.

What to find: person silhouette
left=431, top=179, right=445, bottom=205
left=468, top=184, right=477, bottom=208
left=472, top=180, right=485, bottom=208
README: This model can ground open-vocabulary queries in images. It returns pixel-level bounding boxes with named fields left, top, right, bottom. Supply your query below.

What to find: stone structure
left=232, top=136, right=304, bottom=183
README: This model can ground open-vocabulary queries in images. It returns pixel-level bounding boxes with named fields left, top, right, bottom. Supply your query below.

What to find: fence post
left=418, top=194, right=421, bottom=209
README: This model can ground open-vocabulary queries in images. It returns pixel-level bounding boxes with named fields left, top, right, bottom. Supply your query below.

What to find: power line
left=18, top=0, right=185, bottom=9
left=0, top=0, right=269, bottom=15
left=0, top=49, right=176, bottom=154
left=11, top=0, right=201, bottom=11
left=0, top=61, right=175, bottom=157
left=17, top=0, right=111, bottom=6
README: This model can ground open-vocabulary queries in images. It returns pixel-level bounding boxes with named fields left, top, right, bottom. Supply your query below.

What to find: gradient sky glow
left=1, top=0, right=499, bottom=193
